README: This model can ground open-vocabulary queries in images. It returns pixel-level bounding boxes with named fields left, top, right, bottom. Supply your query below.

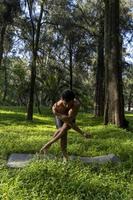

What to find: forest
left=0, top=0, right=132, bottom=126
left=0, top=0, right=133, bottom=199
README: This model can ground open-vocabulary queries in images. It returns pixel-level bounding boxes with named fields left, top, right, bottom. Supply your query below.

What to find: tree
left=0, top=0, right=20, bottom=67
left=0, top=0, right=132, bottom=115
left=0, top=57, right=29, bottom=105
left=104, top=0, right=128, bottom=127
left=123, top=63, right=133, bottom=111
left=0, top=0, right=20, bottom=103
left=94, top=23, right=104, bottom=116
left=25, top=0, right=45, bottom=120
left=94, top=13, right=105, bottom=116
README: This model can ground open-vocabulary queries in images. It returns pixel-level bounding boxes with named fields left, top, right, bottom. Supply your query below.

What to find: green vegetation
left=0, top=107, right=133, bottom=200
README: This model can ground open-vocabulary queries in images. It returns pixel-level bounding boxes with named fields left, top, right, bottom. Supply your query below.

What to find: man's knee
left=62, top=123, right=71, bottom=131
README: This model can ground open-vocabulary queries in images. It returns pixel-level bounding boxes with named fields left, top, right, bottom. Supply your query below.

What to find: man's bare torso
left=53, top=99, right=80, bottom=118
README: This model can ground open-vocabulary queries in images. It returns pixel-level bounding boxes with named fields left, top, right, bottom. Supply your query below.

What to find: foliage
left=0, top=0, right=132, bottom=116
left=0, top=58, right=30, bottom=105
left=123, top=63, right=133, bottom=110
left=0, top=107, right=133, bottom=199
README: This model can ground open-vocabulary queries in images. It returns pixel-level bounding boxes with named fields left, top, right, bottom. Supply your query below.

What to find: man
left=40, top=89, right=91, bottom=161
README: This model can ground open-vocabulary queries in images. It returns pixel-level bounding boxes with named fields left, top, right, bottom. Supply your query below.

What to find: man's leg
left=55, top=116, right=69, bottom=159
left=59, top=117, right=91, bottom=138
left=40, top=123, right=70, bottom=154
left=67, top=122, right=92, bottom=138
left=53, top=128, right=61, bottom=138
left=60, top=131, right=68, bottom=160
left=55, top=116, right=68, bottom=158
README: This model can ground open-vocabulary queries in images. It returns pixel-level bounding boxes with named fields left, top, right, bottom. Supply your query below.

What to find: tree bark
left=27, top=57, right=36, bottom=120
left=35, top=88, right=41, bottom=114
left=0, top=25, right=6, bottom=68
left=27, top=1, right=44, bottom=120
left=2, top=59, right=8, bottom=102
left=104, top=0, right=128, bottom=128
left=128, top=88, right=133, bottom=111
left=95, top=21, right=104, bottom=116
left=69, top=39, right=73, bottom=90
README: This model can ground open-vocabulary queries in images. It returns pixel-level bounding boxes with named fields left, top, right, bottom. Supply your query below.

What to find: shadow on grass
left=77, top=113, right=103, bottom=126
left=0, top=107, right=132, bottom=131
left=78, top=113, right=133, bottom=133
left=0, top=112, right=54, bottom=126
left=126, top=114, right=133, bottom=132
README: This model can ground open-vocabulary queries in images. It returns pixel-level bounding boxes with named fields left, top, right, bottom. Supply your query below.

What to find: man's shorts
left=55, top=116, right=75, bottom=129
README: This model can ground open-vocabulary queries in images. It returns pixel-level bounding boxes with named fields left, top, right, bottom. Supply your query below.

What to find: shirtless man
left=40, top=89, right=91, bottom=161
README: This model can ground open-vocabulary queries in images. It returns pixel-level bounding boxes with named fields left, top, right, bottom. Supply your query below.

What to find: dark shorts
left=55, top=116, right=75, bottom=129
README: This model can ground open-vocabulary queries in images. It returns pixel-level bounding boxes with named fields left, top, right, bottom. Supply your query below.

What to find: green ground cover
left=0, top=107, right=133, bottom=200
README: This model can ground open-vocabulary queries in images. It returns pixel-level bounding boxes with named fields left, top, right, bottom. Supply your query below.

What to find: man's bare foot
left=62, top=153, right=69, bottom=162
left=39, top=144, right=51, bottom=154
left=39, top=148, right=48, bottom=154
left=63, top=155, right=69, bottom=163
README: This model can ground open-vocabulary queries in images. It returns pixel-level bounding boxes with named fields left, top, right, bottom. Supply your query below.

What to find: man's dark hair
left=61, top=89, right=75, bottom=102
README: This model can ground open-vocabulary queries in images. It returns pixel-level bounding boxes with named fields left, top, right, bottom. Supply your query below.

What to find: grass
left=0, top=106, right=133, bottom=200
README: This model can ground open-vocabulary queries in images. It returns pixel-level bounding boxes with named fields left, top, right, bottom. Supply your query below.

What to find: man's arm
left=60, top=113, right=90, bottom=138
left=60, top=101, right=80, bottom=122
left=52, top=102, right=91, bottom=138
left=52, top=101, right=78, bottom=125
left=58, top=104, right=91, bottom=138
left=52, top=103, right=57, bottom=115
left=52, top=101, right=74, bottom=120
left=52, top=103, right=64, bottom=119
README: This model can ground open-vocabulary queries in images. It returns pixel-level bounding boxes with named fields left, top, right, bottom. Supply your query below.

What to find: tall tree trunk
left=27, top=57, right=36, bottom=120
left=35, top=87, right=41, bottom=114
left=0, top=25, right=8, bottom=103
left=27, top=1, right=44, bottom=120
left=69, top=39, right=73, bottom=90
left=0, top=25, right=6, bottom=67
left=128, top=88, right=133, bottom=111
left=104, top=0, right=128, bottom=128
left=2, top=60, right=8, bottom=102
left=95, top=21, right=104, bottom=116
